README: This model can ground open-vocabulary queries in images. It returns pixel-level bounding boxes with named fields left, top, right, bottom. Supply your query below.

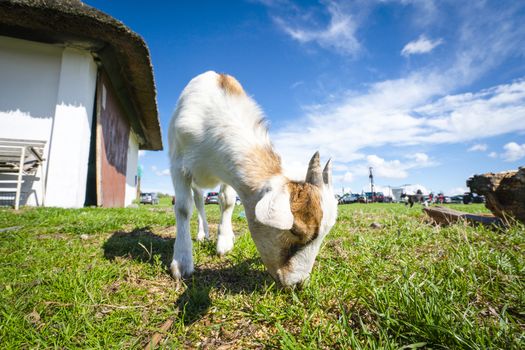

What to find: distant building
left=0, top=0, right=162, bottom=208
left=391, top=184, right=429, bottom=202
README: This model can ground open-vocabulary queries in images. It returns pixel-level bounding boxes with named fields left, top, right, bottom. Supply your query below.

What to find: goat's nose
left=297, top=276, right=310, bottom=289
left=282, top=277, right=309, bottom=290
left=277, top=270, right=310, bottom=289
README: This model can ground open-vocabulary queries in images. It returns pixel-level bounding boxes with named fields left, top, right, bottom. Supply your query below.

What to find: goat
left=168, top=71, right=338, bottom=287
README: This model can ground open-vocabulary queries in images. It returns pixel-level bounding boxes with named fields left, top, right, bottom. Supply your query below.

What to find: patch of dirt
left=26, top=309, right=44, bottom=329
left=325, top=237, right=351, bottom=260
left=148, top=207, right=173, bottom=213
left=104, top=268, right=180, bottom=298
left=111, top=227, right=175, bottom=240
left=185, top=316, right=275, bottom=349
left=150, top=225, right=177, bottom=238
left=470, top=292, right=524, bottom=328
left=324, top=297, right=379, bottom=336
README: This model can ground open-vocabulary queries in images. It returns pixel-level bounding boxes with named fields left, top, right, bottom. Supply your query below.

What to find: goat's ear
left=323, top=158, right=332, bottom=187
left=255, top=188, right=294, bottom=230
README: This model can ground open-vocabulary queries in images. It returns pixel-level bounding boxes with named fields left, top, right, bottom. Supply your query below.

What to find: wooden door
left=96, top=72, right=130, bottom=208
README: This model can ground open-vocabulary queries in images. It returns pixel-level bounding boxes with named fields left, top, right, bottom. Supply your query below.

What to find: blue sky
left=85, top=0, right=525, bottom=196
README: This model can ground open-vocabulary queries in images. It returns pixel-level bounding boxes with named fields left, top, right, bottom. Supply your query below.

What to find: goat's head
left=249, top=152, right=338, bottom=287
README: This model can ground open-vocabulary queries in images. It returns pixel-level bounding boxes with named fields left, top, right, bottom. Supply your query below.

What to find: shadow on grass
left=103, top=228, right=274, bottom=325
left=103, top=227, right=174, bottom=266
left=177, top=259, right=273, bottom=324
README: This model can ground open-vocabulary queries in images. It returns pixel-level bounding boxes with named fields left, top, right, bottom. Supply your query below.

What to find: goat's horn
left=306, top=151, right=323, bottom=187
left=323, top=158, right=332, bottom=187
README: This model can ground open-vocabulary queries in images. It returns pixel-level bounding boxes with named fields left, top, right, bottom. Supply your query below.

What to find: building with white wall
left=0, top=0, right=162, bottom=208
left=391, top=184, right=430, bottom=202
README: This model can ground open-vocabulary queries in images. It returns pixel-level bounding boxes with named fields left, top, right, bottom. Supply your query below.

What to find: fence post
left=14, top=146, right=25, bottom=210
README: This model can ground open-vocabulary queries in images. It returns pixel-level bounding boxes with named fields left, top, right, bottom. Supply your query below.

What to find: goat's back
left=168, top=71, right=272, bottom=188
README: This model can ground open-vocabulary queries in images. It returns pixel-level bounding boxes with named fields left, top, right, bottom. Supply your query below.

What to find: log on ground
left=423, top=206, right=502, bottom=226
left=467, top=167, right=525, bottom=224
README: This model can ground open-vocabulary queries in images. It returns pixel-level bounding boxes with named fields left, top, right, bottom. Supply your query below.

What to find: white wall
left=0, top=36, right=62, bottom=206
left=0, top=36, right=97, bottom=208
left=45, top=48, right=97, bottom=208
left=125, top=131, right=139, bottom=206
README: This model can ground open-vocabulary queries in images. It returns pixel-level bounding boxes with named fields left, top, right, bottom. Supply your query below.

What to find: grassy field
left=0, top=200, right=523, bottom=349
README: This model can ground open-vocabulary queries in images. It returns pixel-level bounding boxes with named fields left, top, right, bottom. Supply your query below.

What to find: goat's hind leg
left=193, top=186, right=209, bottom=241
left=217, top=183, right=236, bottom=256
left=170, top=166, right=195, bottom=279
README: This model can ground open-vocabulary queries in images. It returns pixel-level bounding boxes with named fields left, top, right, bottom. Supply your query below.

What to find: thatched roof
left=0, top=0, right=162, bottom=150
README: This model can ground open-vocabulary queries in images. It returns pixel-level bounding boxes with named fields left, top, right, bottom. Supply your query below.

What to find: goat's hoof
left=170, top=260, right=194, bottom=279
left=196, top=232, right=210, bottom=242
left=216, top=235, right=234, bottom=256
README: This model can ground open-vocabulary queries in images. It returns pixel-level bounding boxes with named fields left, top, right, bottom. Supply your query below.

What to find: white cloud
left=501, top=142, right=525, bottom=162
left=468, top=143, right=488, bottom=152
left=151, top=165, right=171, bottom=177
left=488, top=151, right=498, bottom=158
left=273, top=78, right=525, bottom=169
left=273, top=72, right=447, bottom=166
left=416, top=80, right=525, bottom=143
left=406, top=152, right=430, bottom=163
left=342, top=171, right=354, bottom=183
left=333, top=163, right=350, bottom=172
left=347, top=153, right=436, bottom=181
left=366, top=155, right=408, bottom=179
left=290, top=80, right=304, bottom=89
left=272, top=1, right=361, bottom=56
left=401, top=35, right=443, bottom=56
left=405, top=0, right=438, bottom=25
left=138, top=150, right=146, bottom=158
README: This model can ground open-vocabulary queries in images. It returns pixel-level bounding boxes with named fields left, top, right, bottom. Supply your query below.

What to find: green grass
left=0, top=202, right=523, bottom=349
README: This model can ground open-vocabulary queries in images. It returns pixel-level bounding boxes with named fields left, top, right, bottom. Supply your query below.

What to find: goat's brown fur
left=243, top=146, right=282, bottom=191
left=287, top=181, right=323, bottom=244
left=218, top=73, right=245, bottom=96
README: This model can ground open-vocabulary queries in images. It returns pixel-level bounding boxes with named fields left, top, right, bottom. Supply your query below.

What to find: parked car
left=463, top=192, right=485, bottom=204
left=338, top=193, right=360, bottom=204
left=449, top=195, right=463, bottom=204
left=205, top=192, right=219, bottom=204
left=363, top=192, right=385, bottom=202
left=472, top=194, right=485, bottom=203
left=140, top=192, right=159, bottom=205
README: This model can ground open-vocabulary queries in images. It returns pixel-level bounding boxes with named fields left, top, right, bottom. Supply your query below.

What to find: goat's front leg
left=192, top=186, right=210, bottom=241
left=216, top=184, right=236, bottom=256
left=170, top=168, right=194, bottom=279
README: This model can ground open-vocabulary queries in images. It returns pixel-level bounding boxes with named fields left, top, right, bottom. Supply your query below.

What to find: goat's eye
left=290, top=226, right=301, bottom=238
left=282, top=243, right=301, bottom=264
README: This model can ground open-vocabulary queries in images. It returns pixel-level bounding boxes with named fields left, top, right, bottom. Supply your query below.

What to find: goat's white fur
left=168, top=71, right=337, bottom=286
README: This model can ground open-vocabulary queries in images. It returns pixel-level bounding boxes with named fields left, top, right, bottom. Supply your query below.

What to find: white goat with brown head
left=168, top=71, right=338, bottom=287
